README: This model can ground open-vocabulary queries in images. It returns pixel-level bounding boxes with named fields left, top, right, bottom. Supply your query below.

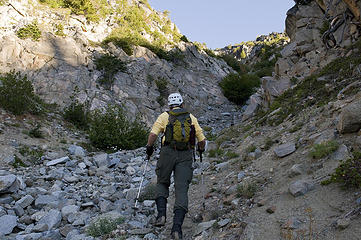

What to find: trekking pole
left=198, top=150, right=206, bottom=210
left=133, top=155, right=150, bottom=211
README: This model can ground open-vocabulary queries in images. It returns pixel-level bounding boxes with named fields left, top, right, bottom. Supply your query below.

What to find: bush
left=88, top=105, right=149, bottom=151
left=95, top=54, right=127, bottom=87
left=103, top=37, right=133, bottom=56
left=321, top=152, right=361, bottom=188
left=64, top=98, right=89, bottom=130
left=208, top=148, right=224, bottom=158
left=18, top=145, right=44, bottom=165
left=237, top=181, right=258, bottom=199
left=28, top=124, right=44, bottom=138
left=86, top=217, right=124, bottom=237
left=309, top=140, right=339, bottom=159
left=180, top=35, right=189, bottom=42
left=55, top=23, right=65, bottom=36
left=0, top=71, right=44, bottom=115
left=219, top=73, right=260, bottom=105
left=220, top=54, right=241, bottom=72
left=16, top=21, right=42, bottom=41
left=155, top=77, right=168, bottom=97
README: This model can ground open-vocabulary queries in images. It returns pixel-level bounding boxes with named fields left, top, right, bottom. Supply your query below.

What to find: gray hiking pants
left=155, top=145, right=193, bottom=212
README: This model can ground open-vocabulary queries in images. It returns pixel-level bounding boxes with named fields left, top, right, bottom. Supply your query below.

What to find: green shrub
left=103, top=37, right=133, bottom=56
left=155, top=77, right=168, bottom=97
left=245, top=145, right=257, bottom=154
left=208, top=148, right=224, bottom=158
left=28, top=125, right=44, bottom=138
left=12, top=155, right=26, bottom=168
left=86, top=217, right=124, bottom=237
left=319, top=20, right=330, bottom=36
left=95, top=54, right=127, bottom=87
left=204, top=49, right=217, bottom=58
left=55, top=23, right=65, bottom=36
left=226, top=151, right=239, bottom=159
left=219, top=73, right=260, bottom=105
left=180, top=35, right=189, bottom=42
left=16, top=21, right=41, bottom=41
left=18, top=145, right=44, bottom=165
left=309, top=140, right=339, bottom=159
left=0, top=71, right=44, bottom=115
left=64, top=98, right=89, bottom=130
left=88, top=105, right=149, bottom=151
left=321, top=152, right=361, bottom=188
left=237, top=181, right=258, bottom=198
left=220, top=54, right=241, bottom=72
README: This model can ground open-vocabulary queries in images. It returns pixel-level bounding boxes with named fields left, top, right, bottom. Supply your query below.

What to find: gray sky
left=148, top=0, right=295, bottom=49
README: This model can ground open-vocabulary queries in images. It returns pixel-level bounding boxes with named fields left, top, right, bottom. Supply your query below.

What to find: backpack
left=164, top=108, right=195, bottom=150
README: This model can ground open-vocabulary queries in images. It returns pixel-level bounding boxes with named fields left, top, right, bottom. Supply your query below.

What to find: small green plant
left=86, top=217, right=124, bottom=237
left=16, top=21, right=42, bottom=41
left=237, top=181, right=258, bottom=199
left=319, top=20, right=330, bottom=36
left=156, top=95, right=165, bottom=106
left=18, top=145, right=44, bottom=165
left=12, top=155, right=26, bottom=168
left=95, top=54, right=127, bottom=87
left=309, top=140, right=339, bottom=159
left=263, top=137, right=274, bottom=151
left=180, top=35, right=189, bottom=42
left=0, top=71, right=44, bottom=115
left=103, top=37, right=133, bottom=56
left=219, top=73, right=260, bottom=105
left=28, top=125, right=44, bottom=138
left=321, top=151, right=361, bottom=188
left=245, top=144, right=257, bottom=154
left=226, top=151, right=239, bottom=159
left=88, top=105, right=149, bottom=151
left=155, top=77, right=168, bottom=96
left=208, top=148, right=224, bottom=158
left=64, top=97, right=89, bottom=130
left=55, top=23, right=65, bottom=36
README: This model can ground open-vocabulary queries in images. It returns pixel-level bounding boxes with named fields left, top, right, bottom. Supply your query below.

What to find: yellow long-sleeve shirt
left=150, top=109, right=206, bottom=142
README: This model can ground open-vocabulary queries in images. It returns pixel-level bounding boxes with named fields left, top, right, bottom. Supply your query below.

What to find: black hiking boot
left=154, top=197, right=167, bottom=226
left=171, top=209, right=186, bottom=239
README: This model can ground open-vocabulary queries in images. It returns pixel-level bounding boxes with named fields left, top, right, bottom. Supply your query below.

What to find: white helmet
left=168, top=93, right=183, bottom=106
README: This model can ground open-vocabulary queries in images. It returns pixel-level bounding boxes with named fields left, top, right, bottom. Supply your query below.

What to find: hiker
left=146, top=93, right=206, bottom=240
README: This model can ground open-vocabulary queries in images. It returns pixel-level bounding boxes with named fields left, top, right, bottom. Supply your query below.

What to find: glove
left=146, top=145, right=154, bottom=157
left=197, top=145, right=204, bottom=154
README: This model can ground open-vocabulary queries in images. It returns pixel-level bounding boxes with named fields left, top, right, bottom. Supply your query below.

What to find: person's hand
left=146, top=145, right=154, bottom=157
left=197, top=143, right=204, bottom=154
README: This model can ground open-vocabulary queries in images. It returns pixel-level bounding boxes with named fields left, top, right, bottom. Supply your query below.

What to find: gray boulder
left=274, top=143, right=296, bottom=158
left=0, top=215, right=17, bottom=235
left=0, top=174, right=18, bottom=193
left=16, top=195, right=34, bottom=208
left=68, top=145, right=86, bottom=157
left=46, top=156, right=70, bottom=166
left=38, top=209, right=62, bottom=230
left=337, top=98, right=361, bottom=133
left=289, top=180, right=315, bottom=197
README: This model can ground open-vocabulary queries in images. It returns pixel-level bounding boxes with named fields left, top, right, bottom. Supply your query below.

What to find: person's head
left=168, top=93, right=183, bottom=108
